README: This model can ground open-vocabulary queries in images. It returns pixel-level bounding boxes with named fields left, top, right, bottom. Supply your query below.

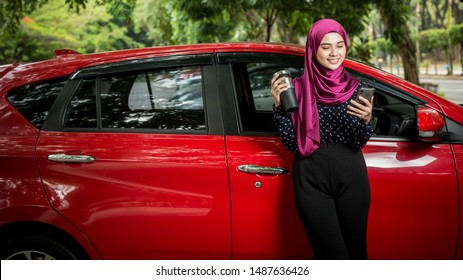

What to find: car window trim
left=217, top=52, right=303, bottom=67
left=43, top=55, right=219, bottom=134
left=71, top=54, right=214, bottom=80
left=216, top=52, right=304, bottom=137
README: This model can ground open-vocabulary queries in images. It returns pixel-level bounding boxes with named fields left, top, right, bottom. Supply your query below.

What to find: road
left=419, top=77, right=463, bottom=105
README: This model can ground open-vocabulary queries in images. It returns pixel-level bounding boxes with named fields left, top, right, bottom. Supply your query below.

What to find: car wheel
left=0, top=235, right=79, bottom=260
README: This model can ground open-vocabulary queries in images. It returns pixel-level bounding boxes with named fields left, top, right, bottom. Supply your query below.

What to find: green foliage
left=375, top=0, right=413, bottom=44
left=133, top=0, right=237, bottom=45
left=0, top=25, right=66, bottom=63
left=449, top=23, right=463, bottom=46
left=0, top=0, right=142, bottom=63
left=0, top=0, right=86, bottom=34
left=308, top=0, right=372, bottom=37
left=374, top=38, right=398, bottom=55
left=350, top=37, right=374, bottom=63
left=419, top=28, right=450, bottom=51
left=1, top=0, right=461, bottom=69
left=168, top=0, right=310, bottom=43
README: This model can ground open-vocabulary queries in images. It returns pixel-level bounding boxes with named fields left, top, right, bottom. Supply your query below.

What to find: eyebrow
left=320, top=41, right=345, bottom=46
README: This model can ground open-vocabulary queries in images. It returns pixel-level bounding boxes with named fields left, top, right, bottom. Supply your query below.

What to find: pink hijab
left=292, top=18, right=359, bottom=157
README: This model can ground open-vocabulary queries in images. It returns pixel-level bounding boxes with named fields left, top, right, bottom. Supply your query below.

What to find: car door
left=358, top=76, right=459, bottom=260
left=35, top=55, right=231, bottom=259
left=217, top=54, right=312, bottom=259
left=219, top=52, right=459, bottom=260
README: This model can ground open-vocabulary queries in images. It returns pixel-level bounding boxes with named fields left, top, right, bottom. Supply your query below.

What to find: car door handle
left=47, top=153, right=96, bottom=163
left=237, top=164, right=289, bottom=175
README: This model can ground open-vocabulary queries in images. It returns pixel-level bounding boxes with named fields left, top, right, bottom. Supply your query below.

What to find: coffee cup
left=275, top=70, right=298, bottom=112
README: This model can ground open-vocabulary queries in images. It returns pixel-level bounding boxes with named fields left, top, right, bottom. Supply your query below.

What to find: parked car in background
left=1, top=43, right=462, bottom=260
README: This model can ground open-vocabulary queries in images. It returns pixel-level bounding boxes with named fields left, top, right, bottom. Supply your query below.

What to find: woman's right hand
left=271, top=73, right=289, bottom=107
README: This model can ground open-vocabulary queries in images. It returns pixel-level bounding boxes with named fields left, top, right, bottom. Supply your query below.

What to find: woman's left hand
left=347, top=96, right=374, bottom=124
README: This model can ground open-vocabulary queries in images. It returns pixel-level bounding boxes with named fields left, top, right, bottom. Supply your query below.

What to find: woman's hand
left=347, top=96, right=374, bottom=124
left=271, top=73, right=289, bottom=107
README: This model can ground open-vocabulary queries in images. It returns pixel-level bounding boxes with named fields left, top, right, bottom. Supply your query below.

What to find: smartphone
left=355, top=87, right=375, bottom=103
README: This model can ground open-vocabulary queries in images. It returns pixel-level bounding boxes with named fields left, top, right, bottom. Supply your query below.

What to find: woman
left=271, top=18, right=374, bottom=260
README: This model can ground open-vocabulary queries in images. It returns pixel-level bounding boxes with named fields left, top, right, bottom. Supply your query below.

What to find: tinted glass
left=64, top=79, right=98, bottom=128
left=247, top=63, right=303, bottom=112
left=7, top=78, right=67, bottom=129
left=64, top=66, right=205, bottom=131
left=369, top=89, right=417, bottom=137
left=232, top=62, right=303, bottom=133
left=347, top=71, right=418, bottom=138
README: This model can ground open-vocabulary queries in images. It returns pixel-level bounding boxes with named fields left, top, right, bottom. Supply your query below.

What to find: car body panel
left=0, top=96, right=48, bottom=208
left=35, top=132, right=231, bottom=259
left=364, top=140, right=458, bottom=259
left=0, top=205, right=102, bottom=259
left=453, top=142, right=463, bottom=259
left=225, top=135, right=311, bottom=259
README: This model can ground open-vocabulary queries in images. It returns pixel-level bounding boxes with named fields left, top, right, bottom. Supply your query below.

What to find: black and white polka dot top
left=273, top=82, right=373, bottom=154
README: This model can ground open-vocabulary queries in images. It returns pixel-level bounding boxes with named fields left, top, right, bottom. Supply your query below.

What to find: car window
left=235, top=62, right=418, bottom=138
left=65, top=79, right=98, bottom=128
left=229, top=62, right=303, bottom=134
left=373, top=91, right=418, bottom=138
left=247, top=63, right=304, bottom=112
left=7, top=78, right=68, bottom=129
left=64, top=66, right=206, bottom=131
left=348, top=72, right=419, bottom=139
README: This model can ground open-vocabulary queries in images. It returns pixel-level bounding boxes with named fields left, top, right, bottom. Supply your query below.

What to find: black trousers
left=293, top=143, right=370, bottom=260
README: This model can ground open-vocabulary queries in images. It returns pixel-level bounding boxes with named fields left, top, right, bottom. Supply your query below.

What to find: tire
left=0, top=235, right=80, bottom=260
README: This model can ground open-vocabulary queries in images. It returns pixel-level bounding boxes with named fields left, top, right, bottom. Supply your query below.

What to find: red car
left=0, top=43, right=462, bottom=260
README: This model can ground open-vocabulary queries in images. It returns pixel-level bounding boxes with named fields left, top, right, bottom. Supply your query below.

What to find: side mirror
left=417, top=106, right=445, bottom=142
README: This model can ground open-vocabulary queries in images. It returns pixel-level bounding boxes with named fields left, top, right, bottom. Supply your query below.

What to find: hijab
left=292, top=18, right=360, bottom=157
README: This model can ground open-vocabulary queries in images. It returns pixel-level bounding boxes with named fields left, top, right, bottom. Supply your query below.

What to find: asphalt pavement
left=419, top=76, right=463, bottom=105
left=384, top=66, right=462, bottom=105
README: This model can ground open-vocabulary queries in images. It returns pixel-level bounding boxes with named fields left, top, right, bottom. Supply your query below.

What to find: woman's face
left=316, top=32, right=346, bottom=70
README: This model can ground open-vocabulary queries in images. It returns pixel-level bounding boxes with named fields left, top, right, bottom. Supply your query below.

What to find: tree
left=449, top=24, right=463, bottom=75
left=3, top=0, right=458, bottom=80
left=419, top=28, right=450, bottom=73
left=1, top=0, right=84, bottom=34
left=0, top=0, right=141, bottom=63
left=134, top=0, right=237, bottom=45
left=0, top=0, right=133, bottom=36
left=140, top=0, right=372, bottom=53
left=374, top=38, right=399, bottom=72
left=170, top=0, right=309, bottom=43
left=375, top=0, right=420, bottom=84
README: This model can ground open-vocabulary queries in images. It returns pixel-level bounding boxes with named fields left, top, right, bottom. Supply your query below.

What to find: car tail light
left=417, top=106, right=445, bottom=139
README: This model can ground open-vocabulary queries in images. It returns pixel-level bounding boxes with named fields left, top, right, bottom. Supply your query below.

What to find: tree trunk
left=377, top=1, right=420, bottom=84
left=446, top=48, right=454, bottom=75
left=397, top=35, right=420, bottom=83
left=460, top=45, right=463, bottom=75
left=262, top=8, right=278, bottom=42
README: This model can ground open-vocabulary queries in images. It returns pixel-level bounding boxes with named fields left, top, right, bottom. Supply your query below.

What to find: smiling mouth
left=328, top=59, right=339, bottom=64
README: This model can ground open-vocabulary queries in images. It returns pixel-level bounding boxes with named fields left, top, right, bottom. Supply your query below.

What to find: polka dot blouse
left=273, top=82, right=373, bottom=154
